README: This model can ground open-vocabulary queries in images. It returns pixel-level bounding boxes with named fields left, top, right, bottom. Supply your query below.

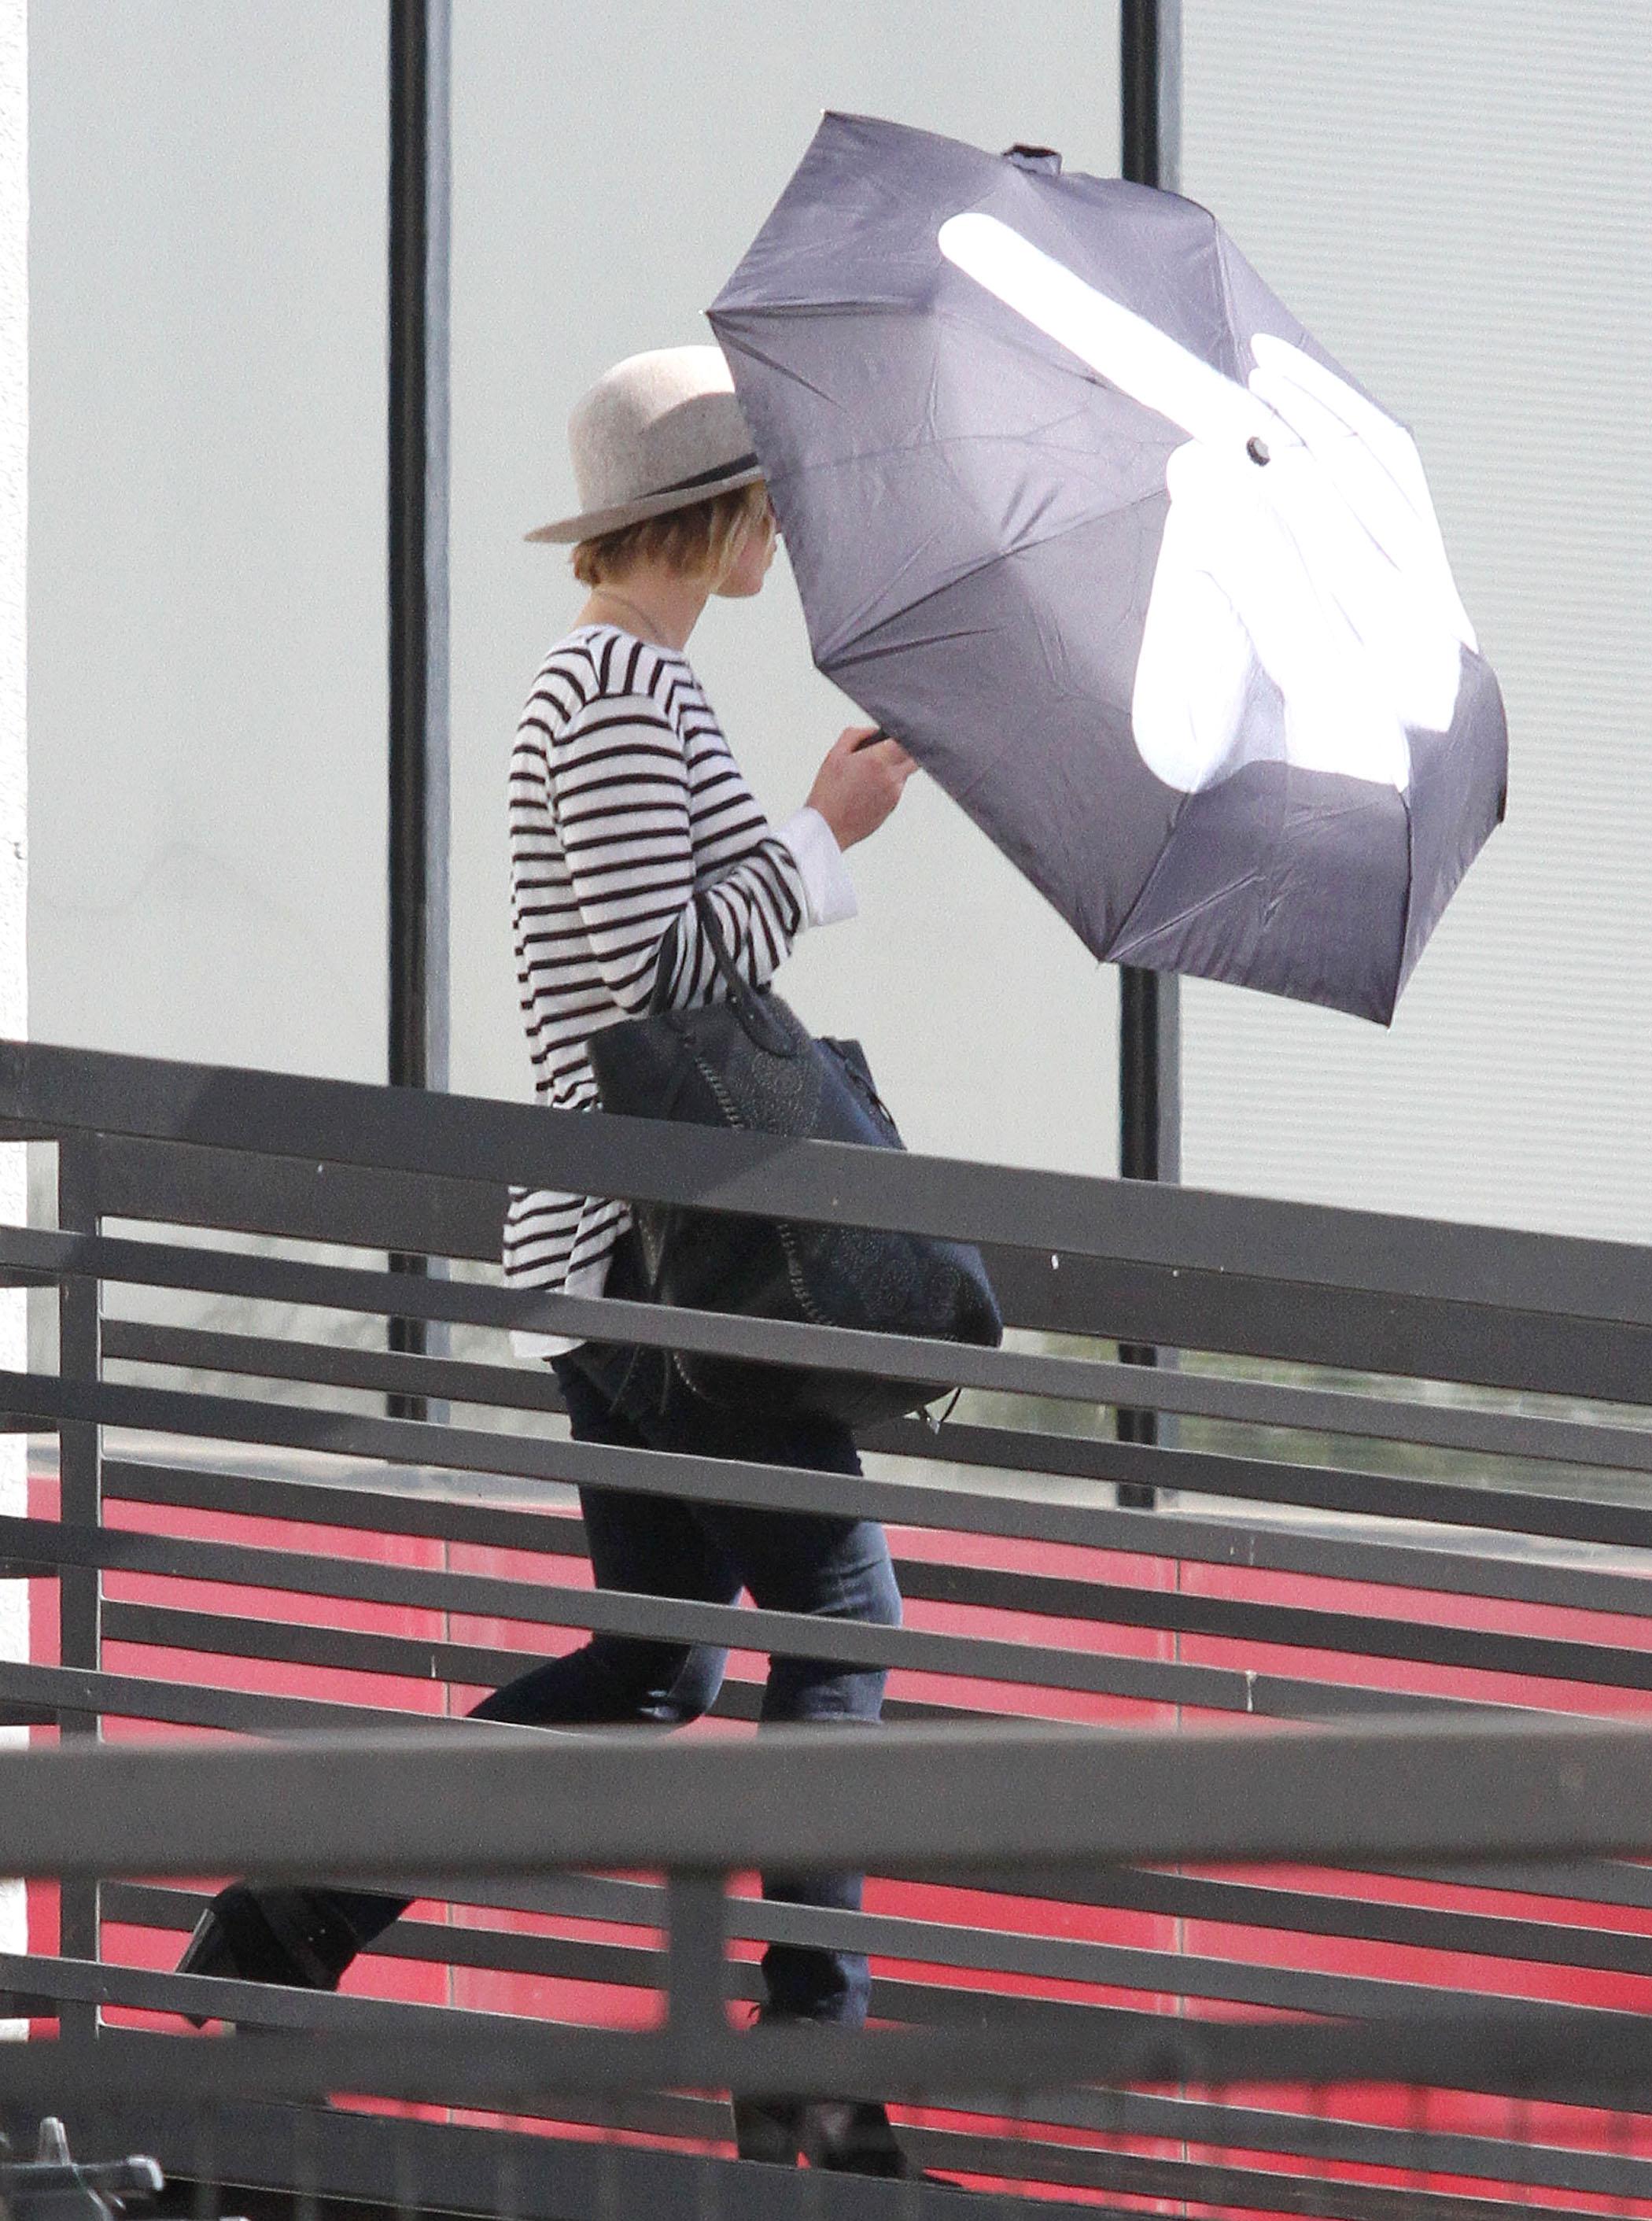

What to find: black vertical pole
left=388, top=0, right=451, bottom=1419
left=1121, top=0, right=1181, bottom=194
left=55, top=1138, right=102, bottom=2038
left=1117, top=0, right=1182, bottom=1503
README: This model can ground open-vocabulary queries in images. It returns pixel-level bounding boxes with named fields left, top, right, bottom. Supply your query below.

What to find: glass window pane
left=451, top=1, right=1123, bottom=1174
left=30, top=0, right=387, bottom=1077
left=1181, top=0, right=1652, bottom=1236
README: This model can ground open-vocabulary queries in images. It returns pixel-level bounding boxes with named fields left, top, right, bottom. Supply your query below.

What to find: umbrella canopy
left=709, top=113, right=1506, bottom=1024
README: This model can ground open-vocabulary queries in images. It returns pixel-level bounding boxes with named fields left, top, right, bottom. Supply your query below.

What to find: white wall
left=1179, top=0, right=1652, bottom=1239
left=447, top=1, right=1123, bottom=1178
left=29, top=0, right=386, bottom=1081
left=29, top=0, right=1123, bottom=1182
left=0, top=0, right=24, bottom=2029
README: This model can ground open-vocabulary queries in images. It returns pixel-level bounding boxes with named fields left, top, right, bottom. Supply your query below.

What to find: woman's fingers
left=809, top=729, right=918, bottom=849
left=835, top=726, right=919, bottom=777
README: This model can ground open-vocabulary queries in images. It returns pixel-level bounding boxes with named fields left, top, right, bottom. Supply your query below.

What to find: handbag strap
left=650, top=886, right=801, bottom=1058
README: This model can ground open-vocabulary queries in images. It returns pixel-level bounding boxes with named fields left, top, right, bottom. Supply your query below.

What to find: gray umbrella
left=709, top=113, right=1506, bottom=1024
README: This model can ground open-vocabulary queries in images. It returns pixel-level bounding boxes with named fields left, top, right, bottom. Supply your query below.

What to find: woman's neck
left=579, top=565, right=710, bottom=654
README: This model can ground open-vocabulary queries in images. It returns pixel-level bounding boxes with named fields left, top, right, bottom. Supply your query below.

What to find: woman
left=179, top=347, right=925, bottom=2176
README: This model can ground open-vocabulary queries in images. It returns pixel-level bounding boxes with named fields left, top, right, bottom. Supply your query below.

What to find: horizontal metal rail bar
left=33, top=2087, right=1652, bottom=2221
left=869, top=1416, right=1652, bottom=1604
left=65, top=1925, right=1652, bottom=2208
left=41, top=1917, right=1333, bottom=2081
left=0, top=2012, right=1617, bottom=2221
left=0, top=1656, right=506, bottom=1737
left=11, top=2094, right=1038, bottom=2221
left=65, top=1502, right=1652, bottom=1695
left=920, top=1433, right=1652, bottom=1555
left=13, top=1222, right=1167, bottom=1407
left=25, top=1998, right=1652, bottom=2203
left=113, top=1842, right=1652, bottom=1987
left=2, top=1512, right=1473, bottom=1725
left=105, top=1455, right=592, bottom=1537
left=112, top=1799, right=1652, bottom=2005
left=24, top=1360, right=1652, bottom=1563
left=98, top=1599, right=621, bottom=1701
left=93, top=1880, right=1643, bottom=2033
left=1079, top=2085, right=1652, bottom=2206
left=9, top=1035, right=1652, bottom=1328
left=65, top=1221, right=1652, bottom=1459
left=988, top=1245, right=1652, bottom=1405
left=1382, top=1854, right=1652, bottom=1909
left=934, top=1858, right=1652, bottom=1979
left=2, top=1221, right=1178, bottom=1404
left=106, top=1317, right=572, bottom=1412
left=7, top=1958, right=1652, bottom=2111
left=66, top=1925, right=1652, bottom=2207
left=12, top=1716, right=1652, bottom=1880
left=87, top=1127, right=1652, bottom=1402
left=0, top=1644, right=1468, bottom=1769
left=96, top=1601, right=964, bottom=1730
left=29, top=2046, right=1551, bottom=2221
left=91, top=1131, right=507, bottom=1260
left=106, top=1447, right=1652, bottom=1633
left=102, top=1313, right=1652, bottom=1478
left=887, top=2130, right=1617, bottom=2221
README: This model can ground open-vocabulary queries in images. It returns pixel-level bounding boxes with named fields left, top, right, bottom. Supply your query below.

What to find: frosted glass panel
left=449, top=2, right=1123, bottom=1175
left=1179, top=0, right=1652, bottom=1237
left=31, top=0, right=1125, bottom=1174
left=30, top=0, right=387, bottom=1079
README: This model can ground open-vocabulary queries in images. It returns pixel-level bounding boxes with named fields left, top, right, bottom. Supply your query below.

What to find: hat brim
left=525, top=459, right=767, bottom=545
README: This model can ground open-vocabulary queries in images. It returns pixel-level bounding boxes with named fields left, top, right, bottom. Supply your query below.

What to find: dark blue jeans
left=331, top=1254, right=902, bottom=2026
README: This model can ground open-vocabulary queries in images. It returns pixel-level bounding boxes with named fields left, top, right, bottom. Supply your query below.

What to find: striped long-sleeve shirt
left=503, top=622, right=855, bottom=1349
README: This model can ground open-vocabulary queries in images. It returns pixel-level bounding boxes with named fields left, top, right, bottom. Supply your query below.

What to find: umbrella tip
left=1003, top=143, right=1062, bottom=174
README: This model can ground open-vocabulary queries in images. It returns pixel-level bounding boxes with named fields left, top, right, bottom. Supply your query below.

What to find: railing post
left=1116, top=0, right=1184, bottom=1503
left=663, top=1872, right=727, bottom=2041
left=55, top=1133, right=101, bottom=2031
left=386, top=0, right=452, bottom=1424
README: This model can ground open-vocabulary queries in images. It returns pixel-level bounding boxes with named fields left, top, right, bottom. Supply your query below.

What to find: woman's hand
left=806, top=725, right=918, bottom=850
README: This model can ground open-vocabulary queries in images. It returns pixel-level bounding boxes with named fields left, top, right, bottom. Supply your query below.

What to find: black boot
left=731, top=2095, right=806, bottom=2167
left=732, top=2094, right=962, bottom=2183
left=175, top=1883, right=360, bottom=2024
left=804, top=2099, right=967, bottom=2183
left=803, top=2099, right=909, bottom=2177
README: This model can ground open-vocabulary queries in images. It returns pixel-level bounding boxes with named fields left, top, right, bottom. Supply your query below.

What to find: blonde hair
left=571, top=480, right=769, bottom=590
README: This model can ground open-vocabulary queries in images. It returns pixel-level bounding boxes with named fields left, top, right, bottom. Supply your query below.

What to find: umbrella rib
left=820, top=486, right=1169, bottom=666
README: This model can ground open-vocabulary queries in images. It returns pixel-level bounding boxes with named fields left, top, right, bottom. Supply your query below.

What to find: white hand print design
left=938, top=211, right=1477, bottom=795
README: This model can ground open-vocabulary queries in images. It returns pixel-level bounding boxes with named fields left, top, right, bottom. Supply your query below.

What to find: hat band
left=647, top=449, right=760, bottom=499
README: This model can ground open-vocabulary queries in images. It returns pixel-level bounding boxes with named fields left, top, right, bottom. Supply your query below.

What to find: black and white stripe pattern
left=503, top=622, right=807, bottom=1305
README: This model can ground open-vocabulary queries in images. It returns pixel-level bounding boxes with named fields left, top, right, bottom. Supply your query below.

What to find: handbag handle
left=651, top=886, right=802, bottom=1058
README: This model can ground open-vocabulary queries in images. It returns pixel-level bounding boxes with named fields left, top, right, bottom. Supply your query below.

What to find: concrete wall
left=0, top=0, right=24, bottom=2027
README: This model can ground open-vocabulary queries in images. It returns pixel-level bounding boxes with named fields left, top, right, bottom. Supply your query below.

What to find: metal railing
left=2, top=1036, right=1652, bottom=2217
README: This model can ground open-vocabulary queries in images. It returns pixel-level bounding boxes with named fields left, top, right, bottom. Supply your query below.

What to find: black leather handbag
left=585, top=889, right=1002, bottom=1426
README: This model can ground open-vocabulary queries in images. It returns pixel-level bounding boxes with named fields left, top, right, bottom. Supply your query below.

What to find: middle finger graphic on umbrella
left=938, top=212, right=1478, bottom=799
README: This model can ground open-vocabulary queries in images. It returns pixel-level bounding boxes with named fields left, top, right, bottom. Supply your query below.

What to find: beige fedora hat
left=525, top=345, right=765, bottom=545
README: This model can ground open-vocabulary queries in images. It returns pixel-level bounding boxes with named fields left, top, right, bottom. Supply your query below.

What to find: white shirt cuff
left=775, top=806, right=857, bottom=928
